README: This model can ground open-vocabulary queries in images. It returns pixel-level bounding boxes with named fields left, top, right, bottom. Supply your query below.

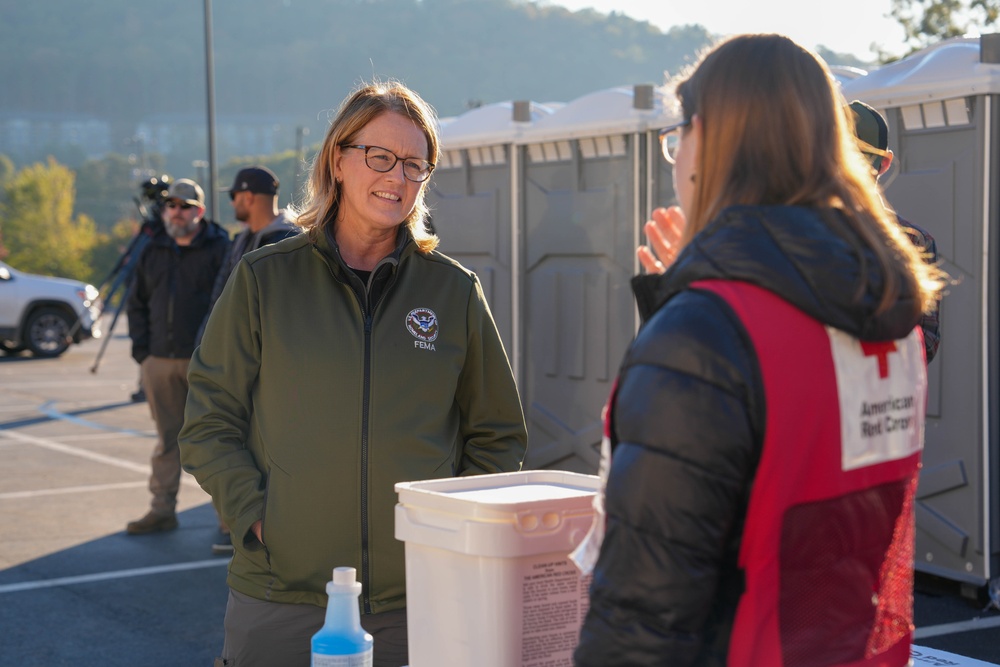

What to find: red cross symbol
left=861, top=341, right=898, bottom=379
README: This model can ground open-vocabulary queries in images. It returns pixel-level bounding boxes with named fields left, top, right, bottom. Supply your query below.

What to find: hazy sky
left=551, top=0, right=907, bottom=60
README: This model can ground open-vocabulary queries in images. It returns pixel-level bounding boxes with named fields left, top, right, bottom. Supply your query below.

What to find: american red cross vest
left=693, top=280, right=926, bottom=667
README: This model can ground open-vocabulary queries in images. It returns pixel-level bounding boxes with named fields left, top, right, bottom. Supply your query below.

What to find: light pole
left=203, top=0, right=219, bottom=222
left=293, top=125, right=310, bottom=205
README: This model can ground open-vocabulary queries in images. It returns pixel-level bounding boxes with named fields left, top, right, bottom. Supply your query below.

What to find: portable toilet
left=513, top=84, right=678, bottom=472
left=843, top=34, right=1000, bottom=594
left=428, top=101, right=554, bottom=356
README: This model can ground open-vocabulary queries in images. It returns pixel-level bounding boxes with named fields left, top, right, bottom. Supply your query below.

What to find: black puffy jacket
left=126, top=220, right=230, bottom=363
left=574, top=205, right=924, bottom=666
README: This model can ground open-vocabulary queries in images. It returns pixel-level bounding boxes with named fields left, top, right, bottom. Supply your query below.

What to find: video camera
left=137, top=174, right=172, bottom=224
left=83, top=172, right=174, bottom=374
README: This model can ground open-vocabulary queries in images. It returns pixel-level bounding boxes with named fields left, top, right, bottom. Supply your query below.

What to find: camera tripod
left=81, top=197, right=163, bottom=375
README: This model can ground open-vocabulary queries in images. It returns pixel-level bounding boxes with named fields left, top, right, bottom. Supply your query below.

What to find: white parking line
left=0, top=379, right=132, bottom=390
left=53, top=431, right=151, bottom=442
left=914, top=614, right=1000, bottom=638
left=0, top=429, right=150, bottom=474
left=0, top=429, right=201, bottom=488
left=0, top=481, right=147, bottom=500
left=0, top=559, right=229, bottom=595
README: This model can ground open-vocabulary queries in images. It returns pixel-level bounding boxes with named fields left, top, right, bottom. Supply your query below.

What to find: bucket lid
left=395, top=470, right=599, bottom=518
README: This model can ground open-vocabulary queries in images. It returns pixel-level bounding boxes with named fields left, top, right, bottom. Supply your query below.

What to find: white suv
left=0, top=260, right=103, bottom=358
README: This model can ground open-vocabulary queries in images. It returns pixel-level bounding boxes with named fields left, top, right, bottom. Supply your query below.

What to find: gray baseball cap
left=167, top=179, right=205, bottom=207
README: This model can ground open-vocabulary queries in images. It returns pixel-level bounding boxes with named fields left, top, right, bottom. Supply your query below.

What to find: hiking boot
left=211, top=529, right=234, bottom=556
left=126, top=512, right=178, bottom=535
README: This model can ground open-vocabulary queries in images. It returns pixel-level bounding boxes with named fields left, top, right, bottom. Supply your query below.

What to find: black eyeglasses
left=166, top=201, right=196, bottom=210
left=341, top=144, right=435, bottom=183
left=658, top=120, right=691, bottom=164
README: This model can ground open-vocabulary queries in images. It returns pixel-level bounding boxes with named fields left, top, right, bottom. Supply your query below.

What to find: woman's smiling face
left=334, top=111, right=429, bottom=236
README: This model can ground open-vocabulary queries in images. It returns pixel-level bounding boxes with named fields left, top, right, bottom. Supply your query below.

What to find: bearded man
left=125, top=178, right=230, bottom=535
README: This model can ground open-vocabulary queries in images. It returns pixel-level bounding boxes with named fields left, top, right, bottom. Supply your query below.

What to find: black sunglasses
left=166, top=201, right=196, bottom=210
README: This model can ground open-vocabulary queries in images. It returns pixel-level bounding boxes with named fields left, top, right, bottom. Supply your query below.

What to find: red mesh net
left=778, top=475, right=916, bottom=666
left=865, top=474, right=916, bottom=658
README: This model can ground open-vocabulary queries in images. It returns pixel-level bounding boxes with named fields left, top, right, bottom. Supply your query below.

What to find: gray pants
left=141, top=356, right=189, bottom=517
left=216, top=589, right=408, bottom=667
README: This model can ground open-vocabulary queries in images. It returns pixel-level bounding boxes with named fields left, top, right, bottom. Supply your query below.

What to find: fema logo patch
left=406, top=308, right=439, bottom=346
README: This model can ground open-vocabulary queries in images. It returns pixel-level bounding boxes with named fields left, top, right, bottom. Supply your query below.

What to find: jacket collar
left=316, top=223, right=414, bottom=279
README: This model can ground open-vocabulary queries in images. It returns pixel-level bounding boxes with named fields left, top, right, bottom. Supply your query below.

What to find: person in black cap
left=207, top=166, right=299, bottom=319
left=849, top=99, right=941, bottom=363
left=195, top=165, right=299, bottom=555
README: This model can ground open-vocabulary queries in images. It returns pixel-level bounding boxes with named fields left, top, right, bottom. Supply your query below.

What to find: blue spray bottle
left=311, top=567, right=374, bottom=666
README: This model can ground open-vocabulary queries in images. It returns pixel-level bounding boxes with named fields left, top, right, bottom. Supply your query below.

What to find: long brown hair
left=294, top=79, right=441, bottom=253
left=674, top=34, right=943, bottom=315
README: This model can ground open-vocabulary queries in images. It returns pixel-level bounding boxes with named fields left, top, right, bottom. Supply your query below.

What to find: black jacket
left=126, top=220, right=230, bottom=363
left=898, top=216, right=941, bottom=362
left=195, top=212, right=299, bottom=347
left=574, top=205, right=924, bottom=666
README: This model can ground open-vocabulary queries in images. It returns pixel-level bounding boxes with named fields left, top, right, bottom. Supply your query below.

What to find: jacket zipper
left=166, top=247, right=177, bottom=355
left=359, top=267, right=395, bottom=614
left=361, top=310, right=373, bottom=613
left=328, top=242, right=400, bottom=615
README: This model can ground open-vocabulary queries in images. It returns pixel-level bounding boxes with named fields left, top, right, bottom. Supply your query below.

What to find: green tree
left=0, top=155, right=14, bottom=189
left=891, top=0, right=999, bottom=52
left=0, top=158, right=98, bottom=281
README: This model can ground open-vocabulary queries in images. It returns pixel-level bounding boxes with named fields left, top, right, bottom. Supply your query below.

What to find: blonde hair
left=294, top=79, right=440, bottom=253
left=673, top=33, right=944, bottom=315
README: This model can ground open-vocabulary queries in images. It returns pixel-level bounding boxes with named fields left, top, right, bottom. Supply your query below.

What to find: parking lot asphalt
left=1, top=316, right=998, bottom=666
left=1, top=322, right=227, bottom=666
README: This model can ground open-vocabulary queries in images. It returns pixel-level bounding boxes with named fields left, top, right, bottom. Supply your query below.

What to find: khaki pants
left=217, top=589, right=408, bottom=666
left=141, top=356, right=190, bottom=517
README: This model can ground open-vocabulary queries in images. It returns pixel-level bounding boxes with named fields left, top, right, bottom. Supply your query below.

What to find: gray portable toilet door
left=427, top=145, right=516, bottom=356
left=885, top=95, right=999, bottom=586
left=519, top=134, right=641, bottom=474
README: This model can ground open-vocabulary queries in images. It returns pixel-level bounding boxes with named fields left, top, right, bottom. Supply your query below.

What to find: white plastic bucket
left=395, top=470, right=600, bottom=667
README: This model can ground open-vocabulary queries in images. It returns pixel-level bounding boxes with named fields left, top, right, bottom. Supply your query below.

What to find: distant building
left=0, top=112, right=112, bottom=161
left=136, top=112, right=304, bottom=163
left=0, top=111, right=311, bottom=170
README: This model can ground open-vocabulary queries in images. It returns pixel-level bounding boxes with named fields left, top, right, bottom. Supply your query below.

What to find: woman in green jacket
left=180, top=80, right=528, bottom=667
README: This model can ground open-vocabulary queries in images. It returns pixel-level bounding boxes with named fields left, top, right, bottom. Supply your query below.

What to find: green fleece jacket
left=179, top=229, right=527, bottom=613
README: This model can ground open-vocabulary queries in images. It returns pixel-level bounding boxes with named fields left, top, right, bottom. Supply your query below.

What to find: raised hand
left=637, top=206, right=686, bottom=275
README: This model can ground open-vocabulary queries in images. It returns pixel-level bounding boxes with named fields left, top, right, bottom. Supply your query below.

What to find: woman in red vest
left=574, top=34, right=945, bottom=667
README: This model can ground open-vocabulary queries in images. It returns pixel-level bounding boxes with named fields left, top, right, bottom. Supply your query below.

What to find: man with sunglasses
left=850, top=100, right=941, bottom=363
left=125, top=178, right=231, bottom=535
left=194, top=166, right=299, bottom=555
left=196, top=166, right=298, bottom=347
